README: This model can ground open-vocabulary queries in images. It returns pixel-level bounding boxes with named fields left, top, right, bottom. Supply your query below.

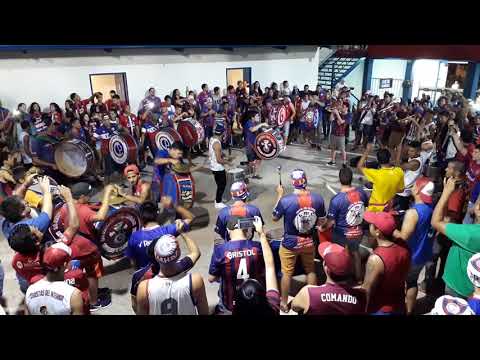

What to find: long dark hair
left=28, top=102, right=41, bottom=115
left=250, top=81, right=263, bottom=96
left=49, top=102, right=62, bottom=114
left=232, top=279, right=277, bottom=316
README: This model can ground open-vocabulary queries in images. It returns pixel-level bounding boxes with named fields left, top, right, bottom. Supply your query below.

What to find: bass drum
left=95, top=206, right=142, bottom=260
left=155, top=127, right=183, bottom=151
left=26, top=175, right=63, bottom=209
left=254, top=128, right=286, bottom=160
left=162, top=172, right=195, bottom=209
left=55, top=139, right=95, bottom=178
left=177, top=118, right=205, bottom=147
left=109, top=134, right=138, bottom=165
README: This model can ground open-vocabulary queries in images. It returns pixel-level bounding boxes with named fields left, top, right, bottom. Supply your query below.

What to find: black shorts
left=406, top=263, right=424, bottom=289
left=362, top=124, right=375, bottom=142
left=331, top=228, right=362, bottom=252
left=246, top=147, right=259, bottom=162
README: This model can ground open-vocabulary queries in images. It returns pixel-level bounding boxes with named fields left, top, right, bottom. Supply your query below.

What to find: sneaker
left=326, top=161, right=336, bottom=166
left=215, top=202, right=228, bottom=209
left=251, top=175, right=262, bottom=180
left=89, top=296, right=112, bottom=312
left=98, top=287, right=111, bottom=296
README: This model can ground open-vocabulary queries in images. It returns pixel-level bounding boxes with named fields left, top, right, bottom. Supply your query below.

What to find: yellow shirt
left=362, top=166, right=404, bottom=212
left=25, top=190, right=43, bottom=209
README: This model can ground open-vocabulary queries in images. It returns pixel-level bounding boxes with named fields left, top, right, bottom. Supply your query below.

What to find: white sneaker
left=215, top=202, right=227, bottom=209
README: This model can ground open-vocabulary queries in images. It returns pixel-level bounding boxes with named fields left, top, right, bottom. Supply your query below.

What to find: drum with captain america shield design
left=155, top=128, right=183, bottom=151
left=253, top=128, right=286, bottom=160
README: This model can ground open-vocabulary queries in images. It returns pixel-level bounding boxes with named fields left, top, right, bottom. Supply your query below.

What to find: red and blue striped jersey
left=209, top=240, right=265, bottom=311
left=214, top=201, right=264, bottom=241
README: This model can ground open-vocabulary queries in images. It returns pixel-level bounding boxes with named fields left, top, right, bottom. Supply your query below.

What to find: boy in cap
left=362, top=211, right=411, bottom=314
left=136, top=234, right=208, bottom=315
left=291, top=242, right=366, bottom=315
left=116, top=164, right=151, bottom=205
left=215, top=181, right=264, bottom=242
left=467, top=253, right=480, bottom=314
left=272, top=169, right=327, bottom=312
left=393, top=177, right=434, bottom=314
left=25, top=243, right=85, bottom=315
left=209, top=215, right=266, bottom=314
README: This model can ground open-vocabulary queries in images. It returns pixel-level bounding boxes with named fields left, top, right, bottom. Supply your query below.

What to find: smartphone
left=237, top=217, right=255, bottom=229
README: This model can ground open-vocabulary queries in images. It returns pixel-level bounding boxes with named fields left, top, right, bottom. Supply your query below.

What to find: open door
left=226, top=67, right=252, bottom=92
left=90, top=72, right=129, bottom=104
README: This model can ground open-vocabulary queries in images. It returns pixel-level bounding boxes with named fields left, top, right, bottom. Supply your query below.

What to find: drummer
left=116, top=164, right=151, bottom=205
left=93, top=114, right=118, bottom=184
left=140, top=110, right=159, bottom=165
left=243, top=109, right=269, bottom=180
left=119, top=105, right=140, bottom=140
left=70, top=118, right=88, bottom=142
left=151, top=141, right=185, bottom=204
left=215, top=181, right=264, bottom=242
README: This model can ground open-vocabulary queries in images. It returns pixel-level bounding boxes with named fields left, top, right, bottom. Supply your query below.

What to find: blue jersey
left=243, top=119, right=257, bottom=147
left=215, top=202, right=264, bottom=241
left=327, top=188, right=368, bottom=240
left=2, top=212, right=51, bottom=242
left=408, top=204, right=434, bottom=266
left=153, top=149, right=170, bottom=183
left=273, top=191, right=326, bottom=250
left=468, top=297, right=480, bottom=315
left=125, top=223, right=178, bottom=269
left=209, top=240, right=265, bottom=311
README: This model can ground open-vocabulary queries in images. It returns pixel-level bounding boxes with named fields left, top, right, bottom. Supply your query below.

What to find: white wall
left=411, top=59, right=447, bottom=101
left=371, top=59, right=407, bottom=80
left=0, top=46, right=329, bottom=112
left=343, top=59, right=365, bottom=100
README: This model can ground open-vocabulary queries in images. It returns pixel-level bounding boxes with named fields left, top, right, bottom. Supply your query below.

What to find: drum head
left=55, top=142, right=88, bottom=177
left=305, top=109, right=315, bottom=124
left=254, top=132, right=280, bottom=160
left=155, top=130, right=176, bottom=151
left=178, top=120, right=198, bottom=147
left=28, top=175, right=60, bottom=197
left=109, top=135, right=129, bottom=164
left=97, top=207, right=142, bottom=260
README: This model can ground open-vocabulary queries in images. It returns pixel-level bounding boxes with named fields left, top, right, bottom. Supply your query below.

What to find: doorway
left=226, top=67, right=252, bottom=92
left=90, top=72, right=129, bottom=104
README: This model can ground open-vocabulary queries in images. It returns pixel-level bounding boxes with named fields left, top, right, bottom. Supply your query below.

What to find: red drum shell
left=109, top=134, right=138, bottom=165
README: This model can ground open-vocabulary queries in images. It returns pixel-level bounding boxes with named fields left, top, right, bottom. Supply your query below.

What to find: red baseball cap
left=363, top=211, right=396, bottom=236
left=124, top=164, right=140, bottom=177
left=415, top=176, right=434, bottom=204
left=43, top=243, right=72, bottom=271
left=317, top=242, right=352, bottom=277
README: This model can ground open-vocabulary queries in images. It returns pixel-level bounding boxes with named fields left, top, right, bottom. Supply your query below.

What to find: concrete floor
left=0, top=140, right=431, bottom=315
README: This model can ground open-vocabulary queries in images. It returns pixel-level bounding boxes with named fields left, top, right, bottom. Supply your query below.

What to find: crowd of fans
left=0, top=78, right=480, bottom=316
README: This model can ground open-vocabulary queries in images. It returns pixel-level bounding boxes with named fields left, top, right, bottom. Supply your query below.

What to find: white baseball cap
left=467, top=253, right=480, bottom=288
left=430, top=295, right=474, bottom=315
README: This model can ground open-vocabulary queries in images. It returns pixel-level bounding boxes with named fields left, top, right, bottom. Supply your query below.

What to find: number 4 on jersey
left=237, top=258, right=250, bottom=280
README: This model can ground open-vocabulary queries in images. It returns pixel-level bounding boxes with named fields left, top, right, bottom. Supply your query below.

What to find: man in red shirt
left=362, top=211, right=411, bottom=315
left=119, top=105, right=140, bottom=140
left=116, top=164, right=151, bottom=205
left=451, top=129, right=480, bottom=189
left=69, top=92, right=97, bottom=118
left=291, top=242, right=366, bottom=315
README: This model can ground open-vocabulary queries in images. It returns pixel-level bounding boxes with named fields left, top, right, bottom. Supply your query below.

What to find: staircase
left=317, top=49, right=364, bottom=90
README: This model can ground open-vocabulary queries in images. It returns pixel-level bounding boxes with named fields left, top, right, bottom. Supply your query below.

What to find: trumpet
left=377, top=98, right=401, bottom=113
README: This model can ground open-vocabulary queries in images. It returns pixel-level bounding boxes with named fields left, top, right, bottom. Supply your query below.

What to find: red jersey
left=119, top=113, right=140, bottom=131
left=59, top=203, right=97, bottom=241
left=447, top=187, right=468, bottom=223
left=466, top=152, right=480, bottom=188
left=368, top=242, right=411, bottom=314
left=306, top=283, right=367, bottom=315
left=58, top=230, right=98, bottom=259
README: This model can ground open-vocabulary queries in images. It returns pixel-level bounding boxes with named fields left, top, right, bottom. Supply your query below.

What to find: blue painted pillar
left=464, top=62, right=480, bottom=100
left=362, top=58, right=373, bottom=94
left=402, top=60, right=414, bottom=101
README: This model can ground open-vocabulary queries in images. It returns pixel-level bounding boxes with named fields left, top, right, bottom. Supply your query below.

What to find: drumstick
left=277, top=166, right=282, bottom=185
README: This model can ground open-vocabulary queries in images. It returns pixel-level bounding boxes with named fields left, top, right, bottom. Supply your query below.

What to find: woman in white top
left=209, top=123, right=231, bottom=209
left=19, top=120, right=33, bottom=167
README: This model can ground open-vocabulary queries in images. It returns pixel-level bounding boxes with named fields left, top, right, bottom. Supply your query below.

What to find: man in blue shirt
left=321, top=166, right=368, bottom=282
left=215, top=181, right=264, bottom=242
left=243, top=110, right=268, bottom=179
left=151, top=141, right=185, bottom=204
left=393, top=176, right=434, bottom=315
left=125, top=200, right=193, bottom=270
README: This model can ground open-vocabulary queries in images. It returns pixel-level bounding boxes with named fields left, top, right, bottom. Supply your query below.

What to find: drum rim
left=54, top=140, right=93, bottom=177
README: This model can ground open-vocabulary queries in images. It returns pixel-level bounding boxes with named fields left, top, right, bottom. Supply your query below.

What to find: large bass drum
left=55, top=139, right=95, bottom=178
left=254, top=128, right=286, bottom=160
left=162, top=171, right=195, bottom=209
left=109, top=134, right=138, bottom=165
left=155, top=127, right=183, bottom=151
left=48, top=202, right=142, bottom=261
left=271, top=104, right=288, bottom=128
left=177, top=118, right=205, bottom=147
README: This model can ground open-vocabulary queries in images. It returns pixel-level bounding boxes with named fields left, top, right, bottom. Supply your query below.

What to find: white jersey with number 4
left=26, top=279, right=76, bottom=315
left=147, top=273, right=197, bottom=315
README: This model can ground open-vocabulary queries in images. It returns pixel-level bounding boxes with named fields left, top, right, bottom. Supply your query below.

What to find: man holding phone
left=208, top=215, right=266, bottom=315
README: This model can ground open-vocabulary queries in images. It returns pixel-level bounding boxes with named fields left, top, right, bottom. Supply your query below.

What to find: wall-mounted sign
left=379, top=78, right=393, bottom=89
